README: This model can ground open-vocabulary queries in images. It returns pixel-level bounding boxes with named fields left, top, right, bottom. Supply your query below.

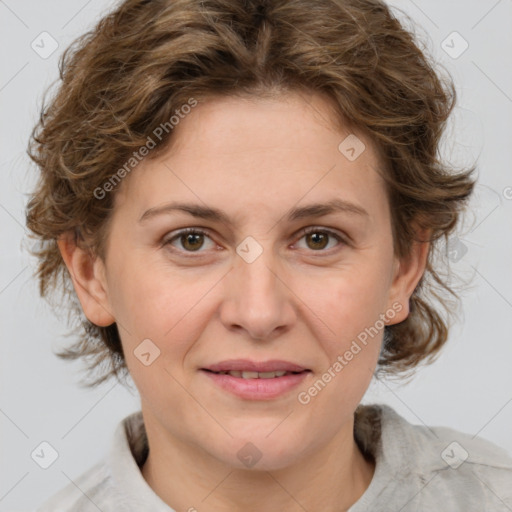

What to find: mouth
left=202, top=369, right=310, bottom=379
left=199, top=360, right=312, bottom=400
left=202, top=359, right=310, bottom=374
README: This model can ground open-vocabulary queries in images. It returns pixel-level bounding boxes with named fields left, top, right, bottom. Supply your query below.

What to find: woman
left=26, top=0, right=512, bottom=510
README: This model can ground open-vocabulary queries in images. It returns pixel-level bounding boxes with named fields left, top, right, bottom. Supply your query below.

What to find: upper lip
left=202, top=359, right=309, bottom=373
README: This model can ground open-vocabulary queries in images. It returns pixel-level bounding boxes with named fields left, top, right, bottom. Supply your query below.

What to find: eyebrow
left=138, top=198, right=369, bottom=225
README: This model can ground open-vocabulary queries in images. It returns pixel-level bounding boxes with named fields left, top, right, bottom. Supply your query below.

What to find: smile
left=208, top=370, right=303, bottom=379
left=200, top=368, right=311, bottom=400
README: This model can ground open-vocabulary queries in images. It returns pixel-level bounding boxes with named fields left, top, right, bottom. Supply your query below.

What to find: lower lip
left=201, top=370, right=310, bottom=400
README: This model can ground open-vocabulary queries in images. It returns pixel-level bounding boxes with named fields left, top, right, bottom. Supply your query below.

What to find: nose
left=218, top=244, right=296, bottom=341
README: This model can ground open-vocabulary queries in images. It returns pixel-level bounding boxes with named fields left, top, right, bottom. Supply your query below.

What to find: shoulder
left=35, top=460, right=119, bottom=511
left=35, top=411, right=149, bottom=512
left=379, top=404, right=512, bottom=462
left=357, top=403, right=512, bottom=511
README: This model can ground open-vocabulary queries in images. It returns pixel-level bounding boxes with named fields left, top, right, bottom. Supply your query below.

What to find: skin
left=58, top=90, right=429, bottom=512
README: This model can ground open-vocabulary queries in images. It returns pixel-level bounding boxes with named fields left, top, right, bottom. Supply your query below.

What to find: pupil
left=308, top=232, right=327, bottom=250
left=183, top=233, right=203, bottom=251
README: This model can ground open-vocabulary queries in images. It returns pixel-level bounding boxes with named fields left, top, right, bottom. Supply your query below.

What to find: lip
left=203, top=359, right=308, bottom=373
left=201, top=369, right=311, bottom=400
left=201, top=359, right=311, bottom=400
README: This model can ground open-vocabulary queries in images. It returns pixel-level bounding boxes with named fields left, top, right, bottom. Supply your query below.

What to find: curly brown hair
left=26, top=0, right=476, bottom=387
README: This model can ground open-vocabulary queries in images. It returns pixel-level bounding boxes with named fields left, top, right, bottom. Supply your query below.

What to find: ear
left=57, top=232, right=115, bottom=327
left=386, top=229, right=431, bottom=325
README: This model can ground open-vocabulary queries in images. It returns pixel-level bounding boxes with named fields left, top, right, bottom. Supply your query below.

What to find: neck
left=140, top=413, right=375, bottom=512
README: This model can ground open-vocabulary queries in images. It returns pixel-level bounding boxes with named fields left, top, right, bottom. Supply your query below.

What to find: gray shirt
left=36, top=404, right=512, bottom=511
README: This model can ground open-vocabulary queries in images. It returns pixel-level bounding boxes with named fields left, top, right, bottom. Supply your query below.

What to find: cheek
left=108, top=261, right=219, bottom=368
left=294, top=268, right=392, bottom=393
left=107, top=257, right=185, bottom=330
left=114, top=272, right=207, bottom=413
left=306, top=264, right=391, bottom=338
left=301, top=273, right=386, bottom=406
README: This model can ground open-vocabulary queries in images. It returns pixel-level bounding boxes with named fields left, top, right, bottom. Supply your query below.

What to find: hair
left=26, top=0, right=476, bottom=387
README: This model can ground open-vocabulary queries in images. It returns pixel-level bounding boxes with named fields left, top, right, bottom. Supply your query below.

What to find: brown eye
left=305, top=231, right=329, bottom=250
left=296, top=227, right=345, bottom=252
left=181, top=232, right=205, bottom=251
left=164, top=228, right=215, bottom=253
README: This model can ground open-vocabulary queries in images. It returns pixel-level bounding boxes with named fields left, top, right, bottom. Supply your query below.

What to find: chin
left=213, top=434, right=305, bottom=472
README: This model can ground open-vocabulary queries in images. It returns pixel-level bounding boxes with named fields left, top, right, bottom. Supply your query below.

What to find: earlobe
left=57, top=233, right=115, bottom=327
left=387, top=231, right=430, bottom=325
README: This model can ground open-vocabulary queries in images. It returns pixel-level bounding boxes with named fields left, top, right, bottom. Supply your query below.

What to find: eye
left=163, top=228, right=216, bottom=253
left=294, top=226, right=346, bottom=252
left=163, top=226, right=347, bottom=256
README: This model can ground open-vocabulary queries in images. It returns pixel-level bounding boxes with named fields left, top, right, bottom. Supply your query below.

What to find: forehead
left=164, top=91, right=360, bottom=156
left=114, top=91, right=388, bottom=225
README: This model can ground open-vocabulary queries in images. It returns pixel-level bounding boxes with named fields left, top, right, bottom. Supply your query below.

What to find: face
left=62, top=91, right=427, bottom=471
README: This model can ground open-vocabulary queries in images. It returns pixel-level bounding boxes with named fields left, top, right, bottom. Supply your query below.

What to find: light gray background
left=1, top=0, right=511, bottom=510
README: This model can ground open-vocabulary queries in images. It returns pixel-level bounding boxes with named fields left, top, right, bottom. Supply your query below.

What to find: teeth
left=242, top=371, right=260, bottom=379
left=218, top=370, right=290, bottom=378
left=259, top=371, right=286, bottom=379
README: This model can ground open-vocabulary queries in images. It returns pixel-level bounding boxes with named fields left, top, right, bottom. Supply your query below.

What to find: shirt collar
left=107, top=411, right=174, bottom=510
left=107, top=405, right=398, bottom=509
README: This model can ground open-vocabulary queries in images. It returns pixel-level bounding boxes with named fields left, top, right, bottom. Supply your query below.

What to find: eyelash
left=162, top=226, right=348, bottom=256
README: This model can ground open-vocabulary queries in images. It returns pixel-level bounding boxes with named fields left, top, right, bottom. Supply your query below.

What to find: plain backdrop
left=1, top=0, right=511, bottom=510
